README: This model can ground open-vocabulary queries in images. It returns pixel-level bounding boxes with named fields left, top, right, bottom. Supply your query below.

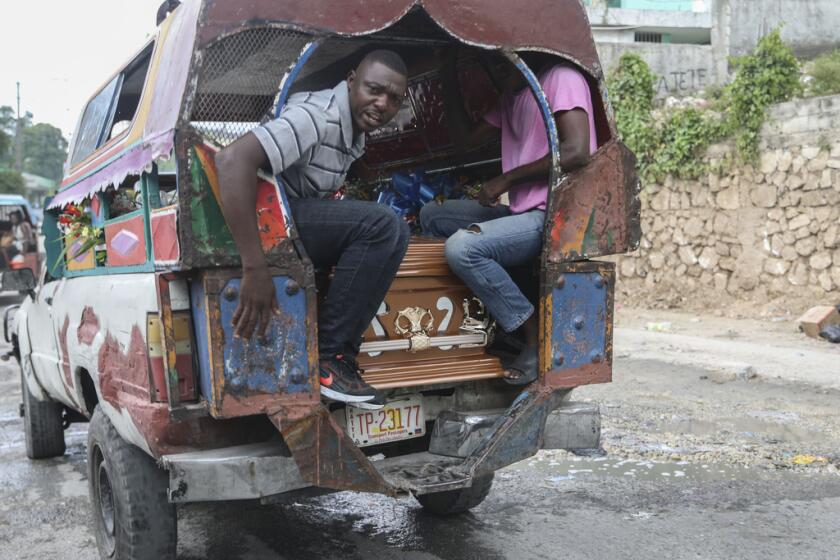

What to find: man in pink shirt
left=420, top=53, right=596, bottom=385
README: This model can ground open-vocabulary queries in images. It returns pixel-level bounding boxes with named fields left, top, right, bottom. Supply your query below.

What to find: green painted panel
left=188, top=147, right=238, bottom=258
left=42, top=200, right=65, bottom=278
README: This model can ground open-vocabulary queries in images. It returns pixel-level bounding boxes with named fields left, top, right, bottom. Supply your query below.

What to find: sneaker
left=336, top=355, right=385, bottom=410
left=319, top=355, right=383, bottom=408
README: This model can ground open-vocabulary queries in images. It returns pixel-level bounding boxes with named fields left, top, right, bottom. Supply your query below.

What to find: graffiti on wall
left=657, top=67, right=709, bottom=95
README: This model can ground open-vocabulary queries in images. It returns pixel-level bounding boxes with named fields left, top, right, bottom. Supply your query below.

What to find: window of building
left=635, top=31, right=670, bottom=43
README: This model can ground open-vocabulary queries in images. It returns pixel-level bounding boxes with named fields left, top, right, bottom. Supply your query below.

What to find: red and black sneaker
left=319, top=355, right=384, bottom=410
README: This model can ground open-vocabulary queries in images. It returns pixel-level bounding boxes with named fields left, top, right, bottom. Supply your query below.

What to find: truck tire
left=21, top=369, right=66, bottom=459
left=415, top=473, right=494, bottom=515
left=87, top=407, right=177, bottom=560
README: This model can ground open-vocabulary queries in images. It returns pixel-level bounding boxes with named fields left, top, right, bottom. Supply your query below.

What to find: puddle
left=527, top=456, right=752, bottom=483
left=654, top=416, right=822, bottom=443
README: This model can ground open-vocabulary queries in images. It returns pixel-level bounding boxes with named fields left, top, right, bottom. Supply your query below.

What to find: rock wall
left=613, top=94, right=840, bottom=314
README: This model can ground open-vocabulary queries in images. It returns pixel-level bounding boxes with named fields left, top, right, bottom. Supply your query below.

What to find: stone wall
left=612, top=94, right=840, bottom=314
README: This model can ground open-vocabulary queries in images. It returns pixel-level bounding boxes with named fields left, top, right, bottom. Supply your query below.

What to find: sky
left=0, top=0, right=165, bottom=140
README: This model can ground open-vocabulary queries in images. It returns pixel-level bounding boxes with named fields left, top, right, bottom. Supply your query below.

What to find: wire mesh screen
left=191, top=28, right=311, bottom=145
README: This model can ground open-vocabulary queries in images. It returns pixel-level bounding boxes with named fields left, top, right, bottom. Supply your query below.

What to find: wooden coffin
left=357, top=237, right=504, bottom=389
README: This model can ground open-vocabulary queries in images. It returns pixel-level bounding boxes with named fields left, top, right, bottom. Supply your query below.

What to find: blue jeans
left=419, top=200, right=545, bottom=333
left=290, top=198, right=410, bottom=358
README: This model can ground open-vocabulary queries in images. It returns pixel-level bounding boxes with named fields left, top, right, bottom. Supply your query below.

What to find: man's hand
left=232, top=265, right=279, bottom=340
left=478, top=175, right=510, bottom=207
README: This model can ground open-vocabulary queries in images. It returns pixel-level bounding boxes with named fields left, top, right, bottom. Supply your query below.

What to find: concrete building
left=723, top=0, right=840, bottom=59
left=585, top=0, right=840, bottom=97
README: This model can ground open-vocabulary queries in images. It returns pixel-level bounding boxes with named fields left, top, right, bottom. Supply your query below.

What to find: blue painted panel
left=218, top=276, right=310, bottom=395
left=551, top=272, right=607, bottom=370
left=274, top=42, right=320, bottom=118
left=190, top=279, right=213, bottom=402
left=63, top=262, right=156, bottom=278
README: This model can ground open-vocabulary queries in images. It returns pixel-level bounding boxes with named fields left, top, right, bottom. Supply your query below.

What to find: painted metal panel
left=105, top=213, right=148, bottom=267
left=25, top=281, right=71, bottom=407
left=192, top=268, right=318, bottom=419
left=46, top=274, right=161, bottom=452
left=188, top=143, right=238, bottom=258
left=542, top=260, right=615, bottom=388
left=65, top=238, right=96, bottom=271
left=546, top=140, right=641, bottom=262
left=183, top=140, right=294, bottom=266
left=199, top=0, right=601, bottom=72
left=151, top=206, right=180, bottom=264
left=51, top=133, right=175, bottom=210
left=190, top=278, right=214, bottom=403
left=218, top=276, right=309, bottom=395
left=550, top=271, right=607, bottom=370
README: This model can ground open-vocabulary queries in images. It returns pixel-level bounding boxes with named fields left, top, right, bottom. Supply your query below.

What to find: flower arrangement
left=53, top=203, right=105, bottom=269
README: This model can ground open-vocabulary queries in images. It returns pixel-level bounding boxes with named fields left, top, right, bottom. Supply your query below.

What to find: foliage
left=806, top=49, right=840, bottom=97
left=0, top=106, right=18, bottom=136
left=0, top=105, right=66, bottom=182
left=607, top=53, right=656, bottom=164
left=608, top=53, right=725, bottom=182
left=0, top=169, right=27, bottom=196
left=723, top=28, right=802, bottom=161
left=647, top=108, right=726, bottom=182
left=607, top=28, right=802, bottom=182
left=22, top=123, right=69, bottom=182
left=0, top=130, right=9, bottom=162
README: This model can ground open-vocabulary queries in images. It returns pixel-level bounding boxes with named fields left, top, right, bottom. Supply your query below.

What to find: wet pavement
left=2, top=336, right=840, bottom=558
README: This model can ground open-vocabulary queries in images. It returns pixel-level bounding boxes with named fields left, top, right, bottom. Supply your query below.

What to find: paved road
left=1, top=329, right=839, bottom=559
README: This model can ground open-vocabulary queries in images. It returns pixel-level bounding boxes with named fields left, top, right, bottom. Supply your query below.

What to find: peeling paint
left=77, top=306, right=100, bottom=346
left=97, top=325, right=150, bottom=401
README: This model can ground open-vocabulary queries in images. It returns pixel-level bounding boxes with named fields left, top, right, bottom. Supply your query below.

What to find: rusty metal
left=195, top=264, right=320, bottom=419
left=269, top=407, right=393, bottom=495
left=540, top=260, right=615, bottom=389
left=545, top=141, right=642, bottom=262
left=284, top=279, right=300, bottom=296
left=198, top=1, right=601, bottom=72
left=460, top=387, right=566, bottom=477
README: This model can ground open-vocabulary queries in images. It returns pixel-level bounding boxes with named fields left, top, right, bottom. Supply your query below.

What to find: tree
left=22, top=123, right=68, bottom=182
left=0, top=105, right=32, bottom=170
left=0, top=169, right=27, bottom=196
left=0, top=106, right=16, bottom=136
left=0, top=129, right=9, bottom=162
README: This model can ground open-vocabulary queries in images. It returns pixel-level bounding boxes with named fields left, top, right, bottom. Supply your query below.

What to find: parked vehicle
left=12, top=1, right=639, bottom=558
left=0, top=194, right=40, bottom=277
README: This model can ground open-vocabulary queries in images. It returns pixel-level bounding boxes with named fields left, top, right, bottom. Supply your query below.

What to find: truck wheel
left=415, top=473, right=494, bottom=515
left=87, top=407, right=176, bottom=560
left=21, top=369, right=66, bottom=459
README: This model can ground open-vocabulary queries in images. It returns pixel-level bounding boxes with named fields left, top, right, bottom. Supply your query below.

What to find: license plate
left=346, top=395, right=426, bottom=447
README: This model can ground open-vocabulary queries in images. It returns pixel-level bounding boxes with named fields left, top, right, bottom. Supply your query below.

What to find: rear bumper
left=161, top=441, right=308, bottom=503
left=161, top=397, right=600, bottom=503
